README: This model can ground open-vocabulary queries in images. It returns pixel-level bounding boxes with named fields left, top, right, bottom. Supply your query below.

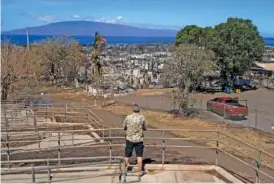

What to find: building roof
left=254, top=62, right=274, bottom=72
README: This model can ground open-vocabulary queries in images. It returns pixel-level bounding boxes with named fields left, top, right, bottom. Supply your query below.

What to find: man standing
left=123, top=104, right=147, bottom=178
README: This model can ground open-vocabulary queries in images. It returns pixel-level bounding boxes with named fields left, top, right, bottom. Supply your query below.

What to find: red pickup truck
left=206, top=97, right=248, bottom=119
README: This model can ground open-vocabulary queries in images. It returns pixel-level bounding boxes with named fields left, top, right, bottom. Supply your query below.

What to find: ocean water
left=1, top=34, right=274, bottom=46
left=1, top=35, right=175, bottom=45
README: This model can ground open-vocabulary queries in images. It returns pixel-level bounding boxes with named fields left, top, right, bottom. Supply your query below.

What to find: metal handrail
left=1, top=128, right=217, bottom=134
left=2, top=101, right=274, bottom=183
left=2, top=130, right=274, bottom=182
left=1, top=156, right=126, bottom=183
left=219, top=131, right=273, bottom=158
left=2, top=144, right=274, bottom=182
left=2, top=128, right=273, bottom=159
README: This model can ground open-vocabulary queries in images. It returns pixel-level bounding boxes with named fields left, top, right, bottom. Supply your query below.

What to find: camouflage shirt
left=123, top=113, right=147, bottom=142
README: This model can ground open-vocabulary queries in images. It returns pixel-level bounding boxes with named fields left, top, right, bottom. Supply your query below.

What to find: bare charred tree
left=34, top=36, right=85, bottom=86
left=25, top=46, right=45, bottom=93
left=63, top=41, right=85, bottom=83
left=1, top=42, right=34, bottom=100
left=163, top=44, right=215, bottom=115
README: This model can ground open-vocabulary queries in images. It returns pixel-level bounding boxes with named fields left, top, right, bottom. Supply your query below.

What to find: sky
left=1, top=0, right=274, bottom=37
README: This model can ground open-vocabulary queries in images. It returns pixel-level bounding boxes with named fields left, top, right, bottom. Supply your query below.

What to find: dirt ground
left=136, top=88, right=175, bottom=95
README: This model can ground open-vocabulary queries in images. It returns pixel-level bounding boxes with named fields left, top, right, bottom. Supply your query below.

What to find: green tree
left=175, top=25, right=203, bottom=46
left=176, top=25, right=217, bottom=51
left=175, top=18, right=265, bottom=84
left=214, top=18, right=265, bottom=81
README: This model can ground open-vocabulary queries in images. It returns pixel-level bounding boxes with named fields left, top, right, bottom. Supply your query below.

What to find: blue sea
left=1, top=35, right=175, bottom=45
left=1, top=34, right=274, bottom=46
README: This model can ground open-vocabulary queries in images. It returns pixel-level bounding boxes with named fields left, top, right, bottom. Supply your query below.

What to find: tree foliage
left=163, top=44, right=215, bottom=114
left=175, top=18, right=265, bottom=82
left=214, top=18, right=265, bottom=80
left=175, top=25, right=203, bottom=46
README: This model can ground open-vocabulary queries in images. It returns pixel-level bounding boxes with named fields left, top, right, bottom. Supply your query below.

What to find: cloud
left=129, top=22, right=181, bottom=30
left=84, top=16, right=124, bottom=24
left=71, top=14, right=80, bottom=19
left=37, top=15, right=58, bottom=23
left=21, top=12, right=59, bottom=23
left=116, top=16, right=123, bottom=21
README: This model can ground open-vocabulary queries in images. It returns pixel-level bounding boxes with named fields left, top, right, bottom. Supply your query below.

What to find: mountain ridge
left=2, top=21, right=178, bottom=37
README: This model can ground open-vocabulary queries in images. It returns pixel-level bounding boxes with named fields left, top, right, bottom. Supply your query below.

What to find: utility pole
left=26, top=28, right=30, bottom=50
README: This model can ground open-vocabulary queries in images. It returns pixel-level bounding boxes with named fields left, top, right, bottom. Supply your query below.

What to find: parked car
left=197, top=80, right=224, bottom=92
left=233, top=78, right=257, bottom=91
left=206, top=97, right=248, bottom=119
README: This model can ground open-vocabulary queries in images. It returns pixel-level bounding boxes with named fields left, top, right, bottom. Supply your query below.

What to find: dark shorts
left=125, top=140, right=144, bottom=157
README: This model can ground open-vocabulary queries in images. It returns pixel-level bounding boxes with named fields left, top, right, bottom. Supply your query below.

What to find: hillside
left=2, top=21, right=178, bottom=37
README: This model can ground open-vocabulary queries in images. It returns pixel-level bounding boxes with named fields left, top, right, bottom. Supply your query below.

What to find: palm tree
left=90, top=32, right=106, bottom=105
left=91, top=32, right=106, bottom=77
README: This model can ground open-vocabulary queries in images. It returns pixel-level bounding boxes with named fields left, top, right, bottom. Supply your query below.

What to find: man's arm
left=123, top=116, right=128, bottom=130
left=143, top=116, right=147, bottom=130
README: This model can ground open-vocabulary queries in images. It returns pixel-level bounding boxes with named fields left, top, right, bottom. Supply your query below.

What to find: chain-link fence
left=114, top=94, right=274, bottom=134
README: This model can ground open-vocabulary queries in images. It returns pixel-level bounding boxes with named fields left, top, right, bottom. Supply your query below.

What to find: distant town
left=80, top=44, right=172, bottom=94
left=79, top=44, right=274, bottom=96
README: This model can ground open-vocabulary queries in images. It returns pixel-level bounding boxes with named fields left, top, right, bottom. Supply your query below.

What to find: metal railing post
left=47, top=159, right=51, bottom=183
left=162, top=130, right=165, bottom=166
left=52, top=104, right=54, bottom=119
left=72, top=127, right=74, bottom=146
left=256, top=150, right=262, bottom=183
left=102, top=122, right=105, bottom=142
left=109, top=129, right=112, bottom=163
left=32, top=167, right=36, bottom=183
left=37, top=130, right=40, bottom=149
left=6, top=133, right=10, bottom=169
left=46, top=105, right=49, bottom=121
left=34, top=116, right=40, bottom=149
left=254, top=108, right=258, bottom=131
left=215, top=131, right=219, bottom=166
left=119, top=159, right=122, bottom=183
left=65, top=104, right=67, bottom=122
left=58, top=130, right=61, bottom=165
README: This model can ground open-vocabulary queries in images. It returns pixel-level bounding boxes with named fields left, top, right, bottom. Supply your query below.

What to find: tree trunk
left=1, top=85, right=10, bottom=101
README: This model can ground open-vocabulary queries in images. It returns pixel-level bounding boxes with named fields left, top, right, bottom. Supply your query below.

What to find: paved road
left=114, top=92, right=274, bottom=134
